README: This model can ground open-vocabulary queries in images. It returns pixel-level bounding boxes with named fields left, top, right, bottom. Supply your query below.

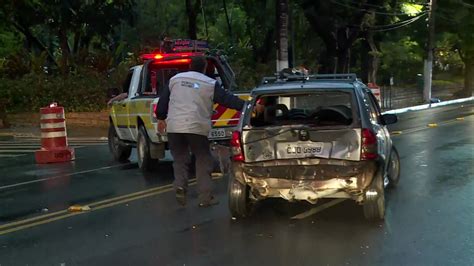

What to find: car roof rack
left=261, top=72, right=358, bottom=85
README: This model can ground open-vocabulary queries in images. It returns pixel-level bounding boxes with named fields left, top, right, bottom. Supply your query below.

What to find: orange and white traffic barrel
left=35, top=103, right=75, bottom=164
left=367, top=82, right=382, bottom=105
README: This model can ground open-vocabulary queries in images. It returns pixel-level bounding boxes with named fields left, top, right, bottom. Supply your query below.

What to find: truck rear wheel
left=228, top=173, right=252, bottom=218
left=363, top=171, right=385, bottom=221
left=137, top=126, right=156, bottom=171
left=108, top=123, right=132, bottom=162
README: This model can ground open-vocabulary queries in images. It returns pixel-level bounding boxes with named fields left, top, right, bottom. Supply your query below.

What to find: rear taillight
left=230, top=131, right=244, bottom=162
left=361, top=128, right=378, bottom=160
left=152, top=103, right=158, bottom=119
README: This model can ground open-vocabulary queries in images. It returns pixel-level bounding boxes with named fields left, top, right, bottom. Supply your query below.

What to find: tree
left=437, top=0, right=474, bottom=96
left=0, top=0, right=135, bottom=73
left=298, top=0, right=379, bottom=73
left=185, top=0, right=201, bottom=39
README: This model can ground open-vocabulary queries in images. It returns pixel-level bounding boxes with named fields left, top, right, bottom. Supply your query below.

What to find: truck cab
left=108, top=39, right=249, bottom=171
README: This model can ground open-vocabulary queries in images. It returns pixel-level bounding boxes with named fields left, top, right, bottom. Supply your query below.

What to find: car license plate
left=209, top=128, right=226, bottom=139
left=276, top=142, right=325, bottom=159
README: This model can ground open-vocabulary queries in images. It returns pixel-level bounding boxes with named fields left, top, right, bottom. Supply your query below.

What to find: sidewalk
left=380, top=83, right=465, bottom=110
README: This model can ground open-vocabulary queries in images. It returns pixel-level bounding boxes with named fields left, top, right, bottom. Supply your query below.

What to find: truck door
left=122, top=66, right=143, bottom=141
left=113, top=69, right=133, bottom=140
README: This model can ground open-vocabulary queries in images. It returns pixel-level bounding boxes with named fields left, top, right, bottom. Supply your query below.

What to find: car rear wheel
left=228, top=174, right=252, bottom=218
left=108, top=123, right=131, bottom=162
left=387, top=146, right=401, bottom=188
left=137, top=126, right=156, bottom=171
left=363, top=171, right=385, bottom=221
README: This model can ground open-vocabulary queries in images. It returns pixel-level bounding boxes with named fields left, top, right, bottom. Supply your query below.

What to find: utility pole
left=223, top=0, right=233, bottom=45
left=423, top=0, right=436, bottom=103
left=276, top=0, right=289, bottom=72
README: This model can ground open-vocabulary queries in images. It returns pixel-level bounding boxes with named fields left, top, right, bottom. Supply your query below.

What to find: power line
left=330, top=0, right=427, bottom=16
left=369, top=12, right=428, bottom=30
left=347, top=12, right=427, bottom=31
left=369, top=13, right=427, bottom=31
left=459, top=0, right=474, bottom=8
left=344, top=0, right=429, bottom=10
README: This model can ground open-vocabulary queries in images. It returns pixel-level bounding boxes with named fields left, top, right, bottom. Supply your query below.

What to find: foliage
left=0, top=67, right=128, bottom=113
left=379, top=36, right=424, bottom=84
left=0, top=0, right=473, bottom=113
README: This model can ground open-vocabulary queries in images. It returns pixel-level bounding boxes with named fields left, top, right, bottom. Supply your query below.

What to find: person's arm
left=156, top=84, right=170, bottom=134
left=156, top=84, right=170, bottom=120
left=212, top=82, right=245, bottom=110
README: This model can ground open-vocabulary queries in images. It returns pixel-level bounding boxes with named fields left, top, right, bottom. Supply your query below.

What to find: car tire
left=387, top=146, right=401, bottom=188
left=228, top=173, right=252, bottom=218
left=137, top=126, right=156, bottom=171
left=108, top=123, right=132, bottom=162
left=363, top=171, right=385, bottom=221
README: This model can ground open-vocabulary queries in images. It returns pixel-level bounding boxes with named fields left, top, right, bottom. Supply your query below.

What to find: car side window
left=365, top=90, right=381, bottom=124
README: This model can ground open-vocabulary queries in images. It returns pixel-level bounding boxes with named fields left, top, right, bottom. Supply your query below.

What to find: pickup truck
left=107, top=40, right=249, bottom=171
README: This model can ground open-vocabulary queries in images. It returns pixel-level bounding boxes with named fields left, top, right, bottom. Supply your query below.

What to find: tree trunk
left=73, top=30, right=81, bottom=55
left=58, top=27, right=70, bottom=74
left=463, top=54, right=474, bottom=97
left=11, top=21, right=57, bottom=65
left=276, top=0, right=289, bottom=71
left=337, top=50, right=349, bottom=74
left=366, top=31, right=380, bottom=84
left=185, top=0, right=199, bottom=39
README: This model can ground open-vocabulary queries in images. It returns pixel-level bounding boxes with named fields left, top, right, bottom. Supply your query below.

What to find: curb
left=383, top=96, right=474, bottom=115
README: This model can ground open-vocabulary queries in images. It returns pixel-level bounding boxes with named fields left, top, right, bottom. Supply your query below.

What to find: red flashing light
left=152, top=103, right=158, bottom=119
left=153, top=58, right=191, bottom=65
left=141, top=52, right=204, bottom=61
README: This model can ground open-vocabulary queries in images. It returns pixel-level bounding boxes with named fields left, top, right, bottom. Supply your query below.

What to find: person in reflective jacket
left=156, top=56, right=245, bottom=207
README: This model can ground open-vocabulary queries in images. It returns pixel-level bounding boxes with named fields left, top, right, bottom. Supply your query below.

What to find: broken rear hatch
left=243, top=90, right=362, bottom=160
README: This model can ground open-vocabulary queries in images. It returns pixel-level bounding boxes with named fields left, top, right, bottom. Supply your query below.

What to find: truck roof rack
left=261, top=72, right=358, bottom=85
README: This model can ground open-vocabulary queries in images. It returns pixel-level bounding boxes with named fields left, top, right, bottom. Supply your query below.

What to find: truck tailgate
left=209, top=93, right=250, bottom=141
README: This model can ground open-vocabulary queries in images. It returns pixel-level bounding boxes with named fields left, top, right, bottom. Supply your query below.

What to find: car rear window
left=250, top=91, right=354, bottom=127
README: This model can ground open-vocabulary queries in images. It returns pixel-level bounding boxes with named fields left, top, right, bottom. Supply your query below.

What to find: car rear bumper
left=232, top=159, right=378, bottom=204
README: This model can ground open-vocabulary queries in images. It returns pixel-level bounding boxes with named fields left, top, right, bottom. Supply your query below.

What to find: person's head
left=190, top=56, right=208, bottom=73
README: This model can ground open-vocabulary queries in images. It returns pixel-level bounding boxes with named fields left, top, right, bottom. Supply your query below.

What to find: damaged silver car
left=228, top=74, right=400, bottom=221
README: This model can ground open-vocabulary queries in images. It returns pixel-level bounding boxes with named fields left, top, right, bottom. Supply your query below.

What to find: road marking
left=0, top=150, right=37, bottom=153
left=0, top=164, right=133, bottom=190
left=0, top=154, right=24, bottom=158
left=0, top=138, right=105, bottom=158
left=0, top=176, right=222, bottom=236
left=456, top=117, right=465, bottom=121
left=390, top=131, right=402, bottom=135
left=291, top=199, right=346, bottom=220
left=427, top=123, right=438, bottom=128
left=0, top=180, right=177, bottom=231
left=391, top=116, right=472, bottom=138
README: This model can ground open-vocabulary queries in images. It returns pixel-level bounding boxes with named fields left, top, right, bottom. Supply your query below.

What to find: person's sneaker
left=175, top=187, right=187, bottom=206
left=198, top=196, right=219, bottom=208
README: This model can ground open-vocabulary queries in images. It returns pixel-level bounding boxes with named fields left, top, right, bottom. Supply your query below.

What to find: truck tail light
left=230, top=131, right=244, bottom=162
left=361, top=128, right=378, bottom=160
left=152, top=103, right=158, bottom=119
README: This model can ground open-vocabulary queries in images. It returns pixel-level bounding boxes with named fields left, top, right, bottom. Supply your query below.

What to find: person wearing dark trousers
left=156, top=56, right=245, bottom=207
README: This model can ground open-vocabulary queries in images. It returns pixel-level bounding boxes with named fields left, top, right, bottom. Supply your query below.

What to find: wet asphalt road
left=0, top=102, right=473, bottom=266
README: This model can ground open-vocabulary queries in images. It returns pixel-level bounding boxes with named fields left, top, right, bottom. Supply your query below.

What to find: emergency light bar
left=172, top=39, right=209, bottom=52
left=140, top=39, right=209, bottom=61
left=141, top=52, right=204, bottom=61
